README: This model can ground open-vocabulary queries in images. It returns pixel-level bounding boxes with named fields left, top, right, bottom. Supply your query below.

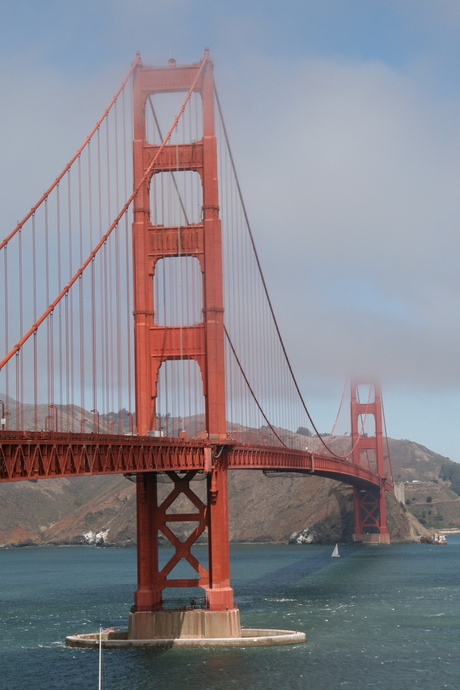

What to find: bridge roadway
left=0, top=432, right=392, bottom=490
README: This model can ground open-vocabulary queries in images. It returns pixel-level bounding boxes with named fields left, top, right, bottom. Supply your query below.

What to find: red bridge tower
left=351, top=383, right=390, bottom=544
left=129, top=52, right=240, bottom=639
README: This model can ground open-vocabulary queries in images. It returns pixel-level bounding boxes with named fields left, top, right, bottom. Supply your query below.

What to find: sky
left=1, top=0, right=460, bottom=461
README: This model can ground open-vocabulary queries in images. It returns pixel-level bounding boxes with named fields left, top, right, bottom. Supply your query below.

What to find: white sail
left=331, top=544, right=340, bottom=557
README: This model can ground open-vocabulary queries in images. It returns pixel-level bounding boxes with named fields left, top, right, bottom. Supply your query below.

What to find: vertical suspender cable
left=3, top=246, right=9, bottom=406
left=67, top=171, right=73, bottom=429
left=18, top=228, right=23, bottom=428
left=56, top=183, right=63, bottom=417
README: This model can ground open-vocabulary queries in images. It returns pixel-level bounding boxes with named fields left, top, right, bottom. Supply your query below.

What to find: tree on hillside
left=296, top=426, right=312, bottom=437
left=439, top=463, right=460, bottom=496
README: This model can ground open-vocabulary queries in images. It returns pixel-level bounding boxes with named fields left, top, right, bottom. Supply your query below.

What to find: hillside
left=386, top=438, right=460, bottom=530
left=3, top=432, right=459, bottom=547
left=387, top=438, right=453, bottom=482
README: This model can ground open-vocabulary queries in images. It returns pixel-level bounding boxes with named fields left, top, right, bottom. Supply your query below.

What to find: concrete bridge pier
left=128, top=608, right=241, bottom=641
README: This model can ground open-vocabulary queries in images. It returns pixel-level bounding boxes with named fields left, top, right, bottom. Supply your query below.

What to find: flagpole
left=98, top=627, right=102, bottom=690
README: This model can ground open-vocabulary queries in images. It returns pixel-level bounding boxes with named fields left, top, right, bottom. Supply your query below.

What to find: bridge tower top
left=131, top=52, right=226, bottom=440
left=350, top=382, right=385, bottom=477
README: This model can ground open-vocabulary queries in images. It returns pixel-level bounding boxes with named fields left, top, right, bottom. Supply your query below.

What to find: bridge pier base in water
left=128, top=608, right=241, bottom=640
left=352, top=532, right=391, bottom=544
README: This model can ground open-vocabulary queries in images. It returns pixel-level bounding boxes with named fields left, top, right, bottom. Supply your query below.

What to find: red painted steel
left=350, top=383, right=390, bottom=537
left=0, top=432, right=393, bottom=489
left=131, top=52, right=233, bottom=612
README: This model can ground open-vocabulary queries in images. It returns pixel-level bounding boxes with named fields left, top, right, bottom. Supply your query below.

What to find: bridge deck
left=0, top=432, right=392, bottom=490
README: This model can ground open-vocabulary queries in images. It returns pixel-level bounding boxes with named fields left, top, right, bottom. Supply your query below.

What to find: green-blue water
left=1, top=539, right=459, bottom=689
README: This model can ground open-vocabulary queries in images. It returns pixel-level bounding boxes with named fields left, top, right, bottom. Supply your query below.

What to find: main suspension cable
left=214, top=82, right=348, bottom=460
left=1, top=53, right=210, bottom=373
left=0, top=55, right=142, bottom=252
left=224, top=326, right=288, bottom=448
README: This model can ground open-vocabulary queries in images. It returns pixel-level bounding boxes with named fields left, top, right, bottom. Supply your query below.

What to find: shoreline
left=1, top=535, right=441, bottom=549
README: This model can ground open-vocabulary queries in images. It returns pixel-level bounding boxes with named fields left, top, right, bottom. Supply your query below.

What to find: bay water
left=1, top=538, right=459, bottom=689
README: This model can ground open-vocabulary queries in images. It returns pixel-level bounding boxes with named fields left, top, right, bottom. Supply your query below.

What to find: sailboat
left=331, top=543, right=340, bottom=558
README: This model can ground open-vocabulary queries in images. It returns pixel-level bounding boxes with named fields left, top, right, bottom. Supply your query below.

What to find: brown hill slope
left=0, top=475, right=121, bottom=546
left=387, top=438, right=452, bottom=482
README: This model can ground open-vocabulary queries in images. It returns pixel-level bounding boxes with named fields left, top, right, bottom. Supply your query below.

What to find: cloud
left=2, top=3, right=460, bottom=456
left=4, top=51, right=459, bottom=399
left=218, top=55, right=460, bottom=396
left=0, top=54, right=129, bottom=229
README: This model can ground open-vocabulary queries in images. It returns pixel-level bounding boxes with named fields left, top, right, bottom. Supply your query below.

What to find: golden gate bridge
left=0, top=51, right=392, bottom=644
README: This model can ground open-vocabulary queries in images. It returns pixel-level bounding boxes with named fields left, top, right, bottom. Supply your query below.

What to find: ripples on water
left=1, top=538, right=459, bottom=689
